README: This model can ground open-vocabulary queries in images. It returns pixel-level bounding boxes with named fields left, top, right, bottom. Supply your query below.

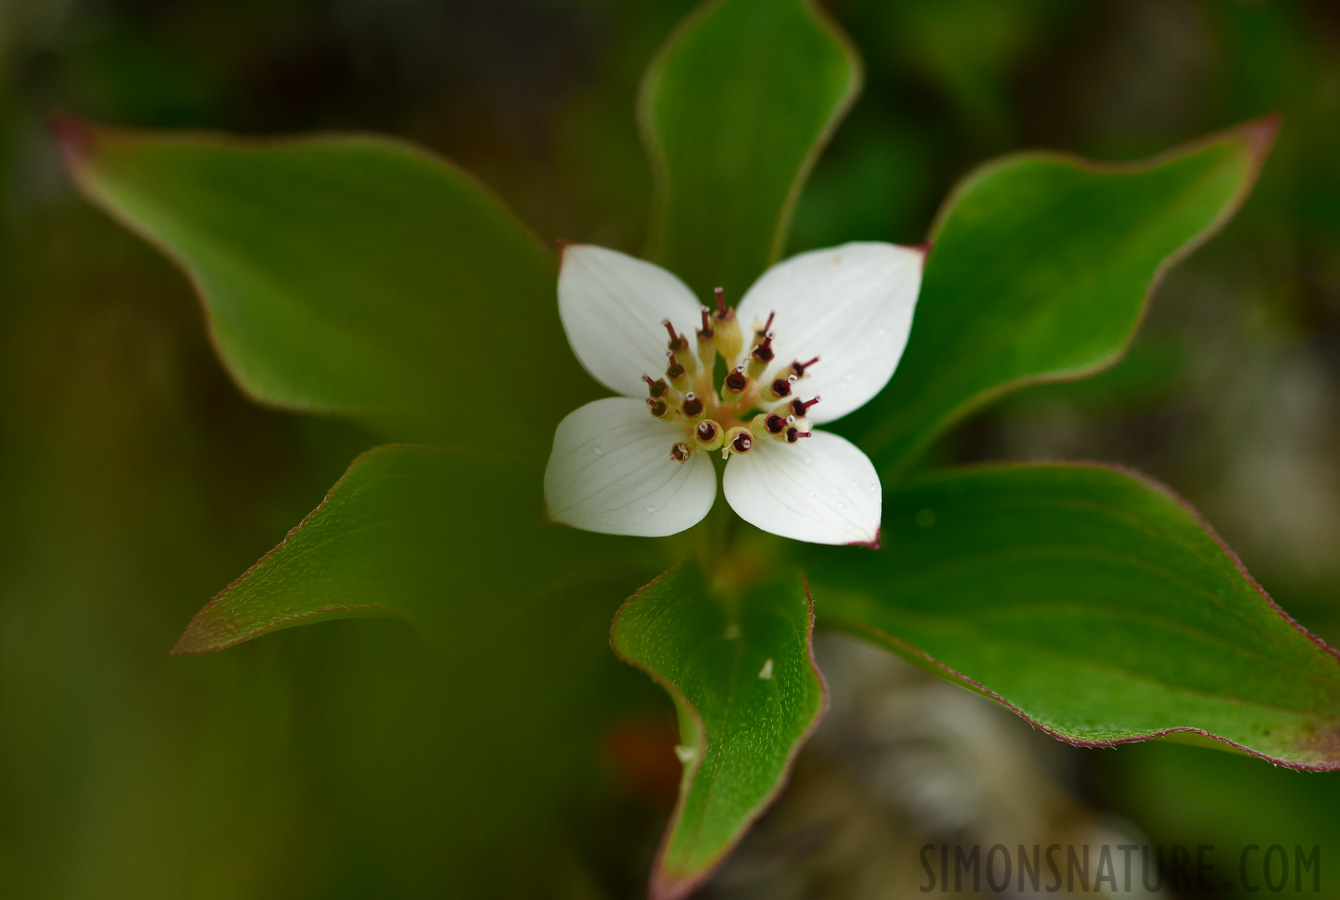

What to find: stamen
left=646, top=397, right=669, bottom=418
left=790, top=396, right=821, bottom=417
left=764, top=414, right=787, bottom=435
left=696, top=308, right=715, bottom=340
left=670, top=442, right=691, bottom=463
left=791, top=356, right=820, bottom=376
left=724, top=364, right=749, bottom=394
left=665, top=351, right=686, bottom=381
left=786, top=427, right=813, bottom=443
left=695, top=308, right=718, bottom=366
left=694, top=419, right=723, bottom=451
left=642, top=374, right=669, bottom=398
left=712, top=287, right=734, bottom=322
left=754, top=311, right=775, bottom=341
left=681, top=391, right=704, bottom=418
left=662, top=319, right=688, bottom=352
left=731, top=431, right=753, bottom=453
left=712, top=288, right=743, bottom=361
left=770, top=377, right=792, bottom=399
left=750, top=331, right=775, bottom=364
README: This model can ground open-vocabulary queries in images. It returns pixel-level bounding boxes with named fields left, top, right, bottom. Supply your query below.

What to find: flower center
left=643, top=289, right=820, bottom=463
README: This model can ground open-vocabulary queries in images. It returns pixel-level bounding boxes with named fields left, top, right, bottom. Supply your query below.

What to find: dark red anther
left=662, top=319, right=688, bottom=352
left=770, top=377, right=792, bottom=398
left=731, top=432, right=753, bottom=453
left=724, top=365, right=749, bottom=394
left=646, top=397, right=668, bottom=417
left=642, top=374, right=669, bottom=398
left=682, top=392, right=703, bottom=418
left=696, top=420, right=719, bottom=442
left=712, top=287, right=735, bottom=323
left=755, top=311, right=775, bottom=340
left=665, top=351, right=686, bottom=380
left=765, top=414, right=787, bottom=435
left=751, top=332, right=775, bottom=364
left=790, top=395, right=821, bottom=417
left=785, top=428, right=812, bottom=443
left=697, top=308, right=715, bottom=340
left=791, top=356, right=820, bottom=376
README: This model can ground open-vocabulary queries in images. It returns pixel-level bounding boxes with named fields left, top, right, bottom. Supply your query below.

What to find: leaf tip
left=170, top=608, right=239, bottom=655
left=1235, top=112, right=1283, bottom=166
left=650, top=867, right=709, bottom=900
left=49, top=112, right=100, bottom=168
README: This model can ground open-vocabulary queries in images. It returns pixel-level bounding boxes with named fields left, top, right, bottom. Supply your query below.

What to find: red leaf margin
left=868, top=114, right=1283, bottom=476
left=821, top=460, right=1340, bottom=772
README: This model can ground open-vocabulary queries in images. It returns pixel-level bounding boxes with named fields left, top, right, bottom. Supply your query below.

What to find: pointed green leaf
left=641, top=0, right=861, bottom=299
left=175, top=445, right=544, bottom=653
left=808, top=463, right=1340, bottom=770
left=57, top=117, right=584, bottom=446
left=611, top=562, right=826, bottom=900
left=169, top=444, right=656, bottom=889
left=849, top=118, right=1278, bottom=476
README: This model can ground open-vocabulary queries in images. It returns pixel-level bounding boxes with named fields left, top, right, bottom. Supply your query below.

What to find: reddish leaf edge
left=818, top=458, right=1340, bottom=772
left=636, top=0, right=864, bottom=268
left=50, top=112, right=554, bottom=423
left=874, top=114, right=1281, bottom=478
left=170, top=443, right=462, bottom=655
left=609, top=564, right=829, bottom=900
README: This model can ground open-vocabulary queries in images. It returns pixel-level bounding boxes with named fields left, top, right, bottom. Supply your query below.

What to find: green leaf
left=849, top=118, right=1279, bottom=477
left=174, top=444, right=566, bottom=653
left=56, top=117, right=585, bottom=447
left=168, top=443, right=656, bottom=889
left=808, top=463, right=1340, bottom=771
left=169, top=444, right=453, bottom=653
left=641, top=0, right=861, bottom=299
left=611, top=561, right=826, bottom=900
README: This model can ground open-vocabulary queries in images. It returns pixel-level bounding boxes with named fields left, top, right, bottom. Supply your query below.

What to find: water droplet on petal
left=645, top=506, right=657, bottom=514
left=592, top=446, right=604, bottom=456
left=867, top=482, right=878, bottom=493
left=836, top=500, right=846, bottom=508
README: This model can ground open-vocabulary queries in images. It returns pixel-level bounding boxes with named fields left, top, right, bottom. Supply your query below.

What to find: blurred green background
left=2, top=0, right=1339, bottom=897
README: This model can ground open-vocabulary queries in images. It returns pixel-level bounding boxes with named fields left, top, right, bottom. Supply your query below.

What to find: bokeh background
left=3, top=0, right=1339, bottom=897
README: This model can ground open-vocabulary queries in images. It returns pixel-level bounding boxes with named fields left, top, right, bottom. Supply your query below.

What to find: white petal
left=558, top=244, right=705, bottom=397
left=722, top=431, right=881, bottom=546
left=544, top=397, right=715, bottom=537
left=735, top=242, right=923, bottom=424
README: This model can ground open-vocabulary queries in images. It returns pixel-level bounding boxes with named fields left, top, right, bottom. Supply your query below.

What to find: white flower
left=542, top=242, right=924, bottom=546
